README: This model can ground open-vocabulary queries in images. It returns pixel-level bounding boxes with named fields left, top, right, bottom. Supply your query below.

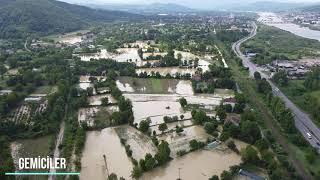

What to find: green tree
left=220, top=170, right=232, bottom=180
left=216, top=107, right=227, bottom=121
left=227, top=140, right=238, bottom=153
left=155, top=140, right=171, bottom=165
left=272, top=70, right=288, bottom=86
left=158, top=123, right=168, bottom=134
left=139, top=118, right=151, bottom=133
left=204, top=122, right=217, bottom=134
left=144, top=153, right=156, bottom=171
left=179, top=97, right=187, bottom=107
left=241, top=145, right=260, bottom=165
left=254, top=71, right=261, bottom=80
left=101, top=97, right=109, bottom=106
left=131, top=165, right=142, bottom=179
left=209, top=175, right=219, bottom=180
left=175, top=125, right=184, bottom=135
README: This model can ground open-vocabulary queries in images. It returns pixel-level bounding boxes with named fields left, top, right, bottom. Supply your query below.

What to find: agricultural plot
left=79, top=75, right=107, bottom=83
left=88, top=94, right=116, bottom=106
left=115, top=125, right=158, bottom=160
left=150, top=119, right=193, bottom=135
left=158, top=125, right=212, bottom=156
left=78, top=106, right=119, bottom=127
left=10, top=135, right=53, bottom=180
left=31, top=85, right=57, bottom=95
left=9, top=100, right=48, bottom=125
left=116, top=77, right=193, bottom=95
left=75, top=48, right=143, bottom=66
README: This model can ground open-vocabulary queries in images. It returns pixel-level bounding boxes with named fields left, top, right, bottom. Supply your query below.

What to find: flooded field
left=79, top=82, right=93, bottom=90
left=176, top=80, right=193, bottom=95
left=80, top=128, right=133, bottom=180
left=159, top=126, right=211, bottom=156
left=136, top=67, right=196, bottom=77
left=174, top=50, right=212, bottom=72
left=78, top=106, right=119, bottom=126
left=115, top=125, right=157, bottom=160
left=131, top=100, right=183, bottom=125
left=142, top=149, right=241, bottom=180
left=75, top=48, right=143, bottom=66
left=88, top=94, right=116, bottom=106
left=10, top=135, right=52, bottom=180
left=124, top=94, right=223, bottom=106
left=123, top=93, right=224, bottom=125
left=80, top=75, right=107, bottom=83
left=150, top=119, right=193, bottom=135
left=52, top=30, right=89, bottom=45
left=116, top=77, right=193, bottom=95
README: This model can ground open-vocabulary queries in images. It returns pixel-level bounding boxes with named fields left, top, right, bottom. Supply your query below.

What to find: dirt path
left=24, top=39, right=31, bottom=52
left=48, top=121, right=65, bottom=180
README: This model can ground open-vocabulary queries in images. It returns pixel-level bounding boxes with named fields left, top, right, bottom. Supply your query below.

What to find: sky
left=61, top=0, right=320, bottom=9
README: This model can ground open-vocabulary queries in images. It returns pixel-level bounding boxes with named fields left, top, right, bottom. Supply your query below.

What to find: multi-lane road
left=232, top=22, right=320, bottom=151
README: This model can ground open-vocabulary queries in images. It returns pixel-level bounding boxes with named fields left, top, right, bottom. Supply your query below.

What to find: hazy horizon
left=60, top=0, right=320, bottom=10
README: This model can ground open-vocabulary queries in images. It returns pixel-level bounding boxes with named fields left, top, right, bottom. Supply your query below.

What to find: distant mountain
left=84, top=3, right=195, bottom=15
left=299, top=4, right=320, bottom=13
left=224, top=1, right=309, bottom=12
left=0, top=0, right=143, bottom=38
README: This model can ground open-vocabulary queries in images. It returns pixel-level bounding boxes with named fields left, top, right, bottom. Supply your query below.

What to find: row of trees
left=131, top=140, right=171, bottom=178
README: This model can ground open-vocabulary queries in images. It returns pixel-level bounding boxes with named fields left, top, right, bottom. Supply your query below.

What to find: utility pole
left=177, top=167, right=182, bottom=180
left=103, top=154, right=110, bottom=178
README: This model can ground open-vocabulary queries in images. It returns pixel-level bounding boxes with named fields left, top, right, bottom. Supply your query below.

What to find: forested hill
left=0, top=0, right=143, bottom=38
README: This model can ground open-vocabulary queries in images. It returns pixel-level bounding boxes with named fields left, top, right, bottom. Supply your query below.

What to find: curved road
left=232, top=22, right=320, bottom=151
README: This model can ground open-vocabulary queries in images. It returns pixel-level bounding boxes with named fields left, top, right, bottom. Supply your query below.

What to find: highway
left=232, top=22, right=320, bottom=151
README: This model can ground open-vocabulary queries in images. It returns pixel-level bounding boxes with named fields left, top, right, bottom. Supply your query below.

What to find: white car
left=307, top=133, right=312, bottom=139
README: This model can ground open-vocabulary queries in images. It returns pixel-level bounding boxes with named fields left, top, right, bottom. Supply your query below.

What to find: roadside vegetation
left=242, top=24, right=320, bottom=65
left=276, top=68, right=320, bottom=126
left=225, top=39, right=320, bottom=179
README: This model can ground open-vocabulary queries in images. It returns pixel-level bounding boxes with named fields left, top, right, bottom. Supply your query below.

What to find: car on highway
left=307, top=133, right=312, bottom=139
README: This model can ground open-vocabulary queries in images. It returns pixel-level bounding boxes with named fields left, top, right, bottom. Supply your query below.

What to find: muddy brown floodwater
left=80, top=128, right=133, bottom=180
left=142, top=149, right=242, bottom=180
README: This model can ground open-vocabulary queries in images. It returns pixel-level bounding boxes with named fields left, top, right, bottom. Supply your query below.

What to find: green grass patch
left=279, top=80, right=320, bottom=126
left=242, top=24, right=320, bottom=65
left=33, top=85, right=57, bottom=94
left=291, top=145, right=320, bottom=176
left=150, top=78, right=163, bottom=92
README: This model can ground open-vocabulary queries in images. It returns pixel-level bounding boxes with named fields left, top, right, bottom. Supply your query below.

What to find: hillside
left=84, top=3, right=194, bottom=15
left=228, top=1, right=307, bottom=12
left=0, top=0, right=143, bottom=38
